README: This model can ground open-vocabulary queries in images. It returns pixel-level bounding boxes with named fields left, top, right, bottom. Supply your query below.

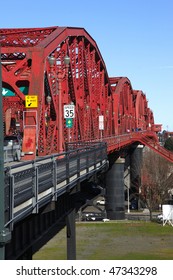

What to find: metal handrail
left=4, top=141, right=108, bottom=229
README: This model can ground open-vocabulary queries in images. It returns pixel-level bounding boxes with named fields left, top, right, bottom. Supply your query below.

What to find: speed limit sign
left=64, top=104, right=75, bottom=118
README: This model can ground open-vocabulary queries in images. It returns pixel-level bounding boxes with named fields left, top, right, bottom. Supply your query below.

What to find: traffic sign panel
left=99, top=115, right=104, bottom=130
left=25, top=95, right=38, bottom=108
left=64, top=104, right=75, bottom=118
left=66, top=118, right=73, bottom=128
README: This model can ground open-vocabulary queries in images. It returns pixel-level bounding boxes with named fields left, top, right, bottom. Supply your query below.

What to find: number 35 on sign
left=64, top=104, right=75, bottom=118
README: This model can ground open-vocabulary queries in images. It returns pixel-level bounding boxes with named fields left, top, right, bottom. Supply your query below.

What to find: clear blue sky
left=1, top=0, right=173, bottom=131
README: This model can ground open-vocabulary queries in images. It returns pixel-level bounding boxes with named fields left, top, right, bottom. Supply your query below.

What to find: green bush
left=164, top=137, right=173, bottom=151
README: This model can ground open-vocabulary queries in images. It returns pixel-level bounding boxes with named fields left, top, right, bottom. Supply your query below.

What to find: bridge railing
left=4, top=141, right=107, bottom=230
left=100, top=130, right=159, bottom=151
left=105, top=131, right=173, bottom=162
left=138, top=134, right=173, bottom=162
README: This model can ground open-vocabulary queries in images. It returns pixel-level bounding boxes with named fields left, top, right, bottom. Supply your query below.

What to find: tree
left=140, top=147, right=173, bottom=220
left=164, top=137, right=173, bottom=151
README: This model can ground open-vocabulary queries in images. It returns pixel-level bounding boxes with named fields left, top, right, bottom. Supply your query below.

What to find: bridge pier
left=105, top=157, right=125, bottom=220
left=124, top=155, right=131, bottom=213
left=66, top=208, right=76, bottom=260
left=130, top=144, right=143, bottom=208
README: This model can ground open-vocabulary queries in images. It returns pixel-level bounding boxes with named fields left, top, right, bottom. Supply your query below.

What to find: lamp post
left=127, top=165, right=131, bottom=213
left=127, top=184, right=130, bottom=213
left=48, top=54, right=70, bottom=154
left=57, top=69, right=63, bottom=153
left=64, top=55, right=71, bottom=144
left=0, top=36, right=11, bottom=259
left=58, top=55, right=70, bottom=153
left=0, top=35, right=4, bottom=259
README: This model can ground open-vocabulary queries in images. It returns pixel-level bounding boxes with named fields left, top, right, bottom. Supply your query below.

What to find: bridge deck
left=4, top=142, right=108, bottom=230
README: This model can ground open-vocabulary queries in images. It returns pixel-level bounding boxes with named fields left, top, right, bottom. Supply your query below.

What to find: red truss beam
left=0, top=26, right=164, bottom=160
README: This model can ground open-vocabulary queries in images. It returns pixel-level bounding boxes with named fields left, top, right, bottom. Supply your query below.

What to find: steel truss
left=1, top=26, right=170, bottom=161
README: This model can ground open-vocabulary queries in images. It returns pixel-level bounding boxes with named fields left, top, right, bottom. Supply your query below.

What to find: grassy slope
left=33, top=221, right=173, bottom=260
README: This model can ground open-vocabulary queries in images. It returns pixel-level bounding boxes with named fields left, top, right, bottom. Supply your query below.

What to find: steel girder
left=0, top=26, right=161, bottom=159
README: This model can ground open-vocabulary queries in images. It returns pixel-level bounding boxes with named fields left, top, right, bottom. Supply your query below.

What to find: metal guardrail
left=4, top=142, right=108, bottom=229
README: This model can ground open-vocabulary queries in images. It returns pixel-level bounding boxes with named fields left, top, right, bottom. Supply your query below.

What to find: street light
left=0, top=36, right=11, bottom=259
left=58, top=55, right=70, bottom=153
left=46, top=95, right=52, bottom=104
left=48, top=55, right=56, bottom=66
left=0, top=35, right=4, bottom=258
left=48, top=54, right=70, bottom=153
left=64, top=55, right=70, bottom=65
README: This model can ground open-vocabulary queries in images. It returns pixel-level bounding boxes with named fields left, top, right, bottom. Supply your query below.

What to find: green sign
left=2, top=88, right=15, bottom=96
left=2, top=86, right=29, bottom=97
left=66, top=118, right=73, bottom=128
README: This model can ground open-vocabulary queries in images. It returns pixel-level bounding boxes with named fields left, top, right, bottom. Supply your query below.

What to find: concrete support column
left=124, top=155, right=131, bottom=213
left=66, top=208, right=76, bottom=260
left=130, top=145, right=143, bottom=195
left=106, top=157, right=125, bottom=220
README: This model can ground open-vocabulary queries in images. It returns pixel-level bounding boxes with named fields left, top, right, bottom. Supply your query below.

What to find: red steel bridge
left=1, top=26, right=173, bottom=260
left=1, top=26, right=173, bottom=162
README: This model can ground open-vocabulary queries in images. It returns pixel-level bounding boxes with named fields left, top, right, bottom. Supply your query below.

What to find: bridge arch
left=0, top=26, right=162, bottom=158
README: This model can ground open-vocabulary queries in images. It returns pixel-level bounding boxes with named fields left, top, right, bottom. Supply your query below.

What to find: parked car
left=130, top=198, right=138, bottom=210
left=157, top=213, right=163, bottom=222
left=96, top=199, right=105, bottom=205
left=4, top=135, right=22, bottom=146
left=82, top=213, right=102, bottom=221
left=4, top=135, right=22, bottom=161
